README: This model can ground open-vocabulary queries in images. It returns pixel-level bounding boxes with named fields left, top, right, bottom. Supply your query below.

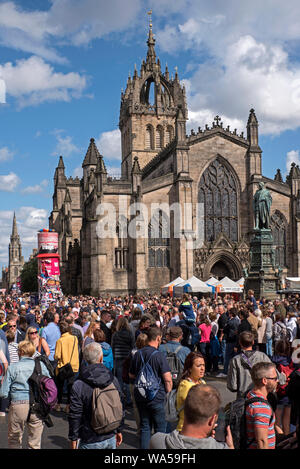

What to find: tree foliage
left=20, top=257, right=38, bottom=293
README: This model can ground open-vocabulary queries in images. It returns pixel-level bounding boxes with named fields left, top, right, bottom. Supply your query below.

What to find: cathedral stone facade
left=49, top=26, right=298, bottom=297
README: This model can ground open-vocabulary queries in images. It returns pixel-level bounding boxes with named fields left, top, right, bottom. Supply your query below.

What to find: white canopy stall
left=161, top=277, right=185, bottom=296
left=173, top=276, right=213, bottom=297
left=217, top=276, right=244, bottom=293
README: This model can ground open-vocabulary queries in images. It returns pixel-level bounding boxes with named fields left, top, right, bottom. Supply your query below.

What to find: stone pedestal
left=245, top=229, right=279, bottom=299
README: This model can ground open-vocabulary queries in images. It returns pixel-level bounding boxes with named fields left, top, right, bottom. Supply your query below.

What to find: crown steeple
left=119, top=11, right=187, bottom=178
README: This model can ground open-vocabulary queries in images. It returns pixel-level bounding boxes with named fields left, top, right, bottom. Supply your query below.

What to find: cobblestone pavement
left=0, top=376, right=235, bottom=449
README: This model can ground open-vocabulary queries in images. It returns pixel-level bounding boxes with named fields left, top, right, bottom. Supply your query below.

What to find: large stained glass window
left=199, top=158, right=238, bottom=242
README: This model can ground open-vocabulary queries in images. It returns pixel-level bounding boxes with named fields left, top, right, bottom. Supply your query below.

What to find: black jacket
left=68, top=363, right=125, bottom=444
left=223, top=317, right=240, bottom=343
left=111, top=329, right=135, bottom=360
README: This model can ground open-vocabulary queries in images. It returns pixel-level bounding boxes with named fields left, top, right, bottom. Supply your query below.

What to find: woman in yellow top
left=176, top=351, right=206, bottom=432
left=54, top=320, right=79, bottom=413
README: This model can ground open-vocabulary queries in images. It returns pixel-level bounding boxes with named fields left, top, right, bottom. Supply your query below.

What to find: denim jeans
left=136, top=400, right=167, bottom=449
left=266, top=338, right=273, bottom=358
left=78, top=435, right=116, bottom=449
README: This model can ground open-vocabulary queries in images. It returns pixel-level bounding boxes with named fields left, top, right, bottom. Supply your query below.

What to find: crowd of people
left=0, top=288, right=299, bottom=450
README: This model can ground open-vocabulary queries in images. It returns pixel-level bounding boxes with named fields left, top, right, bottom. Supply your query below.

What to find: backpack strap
left=138, top=349, right=158, bottom=368
left=174, top=345, right=182, bottom=354
left=69, top=337, right=76, bottom=363
left=245, top=396, right=274, bottom=426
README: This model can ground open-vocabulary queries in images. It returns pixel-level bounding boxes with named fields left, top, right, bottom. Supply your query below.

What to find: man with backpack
left=176, top=312, right=200, bottom=352
left=129, top=326, right=172, bottom=449
left=158, top=326, right=190, bottom=389
left=245, top=362, right=278, bottom=449
left=227, top=331, right=273, bottom=399
left=68, top=342, right=124, bottom=449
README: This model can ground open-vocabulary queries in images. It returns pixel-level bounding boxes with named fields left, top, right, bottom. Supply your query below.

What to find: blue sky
left=1, top=0, right=300, bottom=270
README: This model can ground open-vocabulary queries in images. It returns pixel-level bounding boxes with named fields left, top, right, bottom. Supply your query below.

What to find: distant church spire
left=12, top=211, right=18, bottom=238
left=8, top=212, right=24, bottom=289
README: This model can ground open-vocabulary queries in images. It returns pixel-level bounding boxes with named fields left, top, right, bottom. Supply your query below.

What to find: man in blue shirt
left=129, top=327, right=172, bottom=449
left=41, top=310, right=61, bottom=368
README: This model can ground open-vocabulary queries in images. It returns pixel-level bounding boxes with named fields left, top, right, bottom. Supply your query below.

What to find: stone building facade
left=49, top=26, right=298, bottom=296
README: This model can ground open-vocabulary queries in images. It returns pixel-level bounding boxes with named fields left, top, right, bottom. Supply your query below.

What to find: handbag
left=58, top=337, right=76, bottom=380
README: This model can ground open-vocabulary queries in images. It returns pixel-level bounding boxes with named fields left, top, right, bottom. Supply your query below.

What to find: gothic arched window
left=156, top=125, right=163, bottom=149
left=165, top=125, right=174, bottom=145
left=145, top=125, right=154, bottom=150
left=198, top=158, right=238, bottom=242
left=271, top=211, right=287, bottom=268
left=148, top=210, right=170, bottom=267
left=115, top=216, right=128, bottom=269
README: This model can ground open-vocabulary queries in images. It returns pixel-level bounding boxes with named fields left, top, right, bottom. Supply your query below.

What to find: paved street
left=0, top=376, right=235, bottom=449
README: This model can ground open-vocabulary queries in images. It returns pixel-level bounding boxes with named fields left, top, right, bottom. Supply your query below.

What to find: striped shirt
left=245, top=390, right=275, bottom=449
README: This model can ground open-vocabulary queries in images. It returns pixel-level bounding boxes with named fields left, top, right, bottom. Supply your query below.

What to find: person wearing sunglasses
left=25, top=327, right=50, bottom=359
left=245, top=362, right=281, bottom=449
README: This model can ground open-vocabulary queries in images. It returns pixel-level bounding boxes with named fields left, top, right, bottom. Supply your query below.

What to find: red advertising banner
left=38, top=231, right=58, bottom=254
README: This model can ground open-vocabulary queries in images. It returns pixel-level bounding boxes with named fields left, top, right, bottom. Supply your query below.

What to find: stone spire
left=8, top=212, right=24, bottom=288
left=12, top=211, right=18, bottom=238
left=146, top=10, right=157, bottom=70
left=58, top=155, right=65, bottom=169
left=82, top=138, right=101, bottom=167
left=274, top=168, right=283, bottom=183
left=247, top=108, right=259, bottom=147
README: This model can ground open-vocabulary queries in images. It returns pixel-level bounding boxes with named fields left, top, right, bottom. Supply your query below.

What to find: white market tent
left=217, top=276, right=243, bottom=293
left=285, top=277, right=300, bottom=290
left=237, top=277, right=245, bottom=288
left=161, top=277, right=185, bottom=295
left=173, top=276, right=213, bottom=296
left=205, top=277, right=219, bottom=286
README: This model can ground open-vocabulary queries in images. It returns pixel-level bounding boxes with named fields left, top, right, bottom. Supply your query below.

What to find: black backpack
left=164, top=344, right=183, bottom=389
left=27, top=356, right=57, bottom=427
left=224, top=396, right=273, bottom=449
left=178, top=320, right=200, bottom=351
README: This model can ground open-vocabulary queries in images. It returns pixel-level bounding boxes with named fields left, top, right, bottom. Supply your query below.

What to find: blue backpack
left=135, top=350, right=161, bottom=401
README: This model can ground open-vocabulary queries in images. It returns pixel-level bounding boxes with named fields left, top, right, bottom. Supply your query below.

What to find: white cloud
left=96, top=129, right=121, bottom=162
left=0, top=0, right=142, bottom=61
left=0, top=147, right=14, bottom=162
left=52, top=130, right=81, bottom=158
left=21, top=179, right=48, bottom=194
left=286, top=150, right=300, bottom=175
left=0, top=55, right=87, bottom=107
left=0, top=172, right=20, bottom=191
left=0, top=1, right=64, bottom=63
left=180, top=35, right=300, bottom=136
